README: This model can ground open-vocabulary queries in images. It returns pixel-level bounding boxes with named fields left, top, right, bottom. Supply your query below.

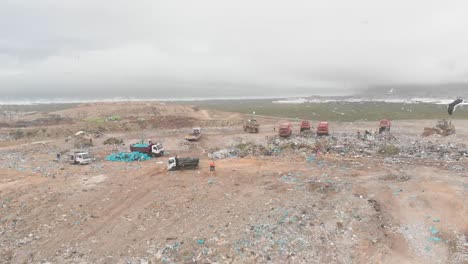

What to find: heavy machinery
left=185, top=127, right=201, bottom=141
left=278, top=122, right=292, bottom=137
left=300, top=120, right=311, bottom=132
left=130, top=142, right=164, bottom=157
left=422, top=119, right=455, bottom=137
left=316, top=122, right=329, bottom=136
left=69, top=150, right=92, bottom=165
left=379, top=119, right=391, bottom=134
left=243, top=119, right=259, bottom=133
left=167, top=157, right=199, bottom=171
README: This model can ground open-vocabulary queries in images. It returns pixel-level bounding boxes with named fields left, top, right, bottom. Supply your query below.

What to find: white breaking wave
left=0, top=95, right=292, bottom=105
left=0, top=96, right=460, bottom=105
left=272, top=97, right=457, bottom=105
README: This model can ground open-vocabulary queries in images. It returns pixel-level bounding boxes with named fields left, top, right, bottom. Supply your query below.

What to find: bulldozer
left=422, top=119, right=455, bottom=137
left=243, top=119, right=259, bottom=133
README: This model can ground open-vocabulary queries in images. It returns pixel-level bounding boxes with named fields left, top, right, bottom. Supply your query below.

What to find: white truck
left=69, top=151, right=92, bottom=165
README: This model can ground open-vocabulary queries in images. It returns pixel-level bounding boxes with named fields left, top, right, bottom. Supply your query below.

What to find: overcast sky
left=1, top=0, right=467, bottom=99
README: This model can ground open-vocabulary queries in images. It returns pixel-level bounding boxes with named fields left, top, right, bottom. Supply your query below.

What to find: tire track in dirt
left=77, top=168, right=167, bottom=241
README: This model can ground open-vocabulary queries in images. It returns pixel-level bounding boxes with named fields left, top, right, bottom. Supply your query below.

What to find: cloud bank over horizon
left=1, top=0, right=468, bottom=98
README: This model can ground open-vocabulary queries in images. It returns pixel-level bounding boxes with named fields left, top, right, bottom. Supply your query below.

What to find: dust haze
left=1, top=0, right=468, bottom=99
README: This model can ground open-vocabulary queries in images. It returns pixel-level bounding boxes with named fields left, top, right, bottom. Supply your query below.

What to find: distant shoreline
left=0, top=96, right=456, bottom=106
left=0, top=96, right=288, bottom=105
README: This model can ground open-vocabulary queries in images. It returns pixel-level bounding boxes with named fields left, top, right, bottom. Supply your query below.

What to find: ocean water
left=0, top=95, right=461, bottom=105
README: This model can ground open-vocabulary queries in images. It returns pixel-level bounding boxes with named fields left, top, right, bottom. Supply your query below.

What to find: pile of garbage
left=209, top=133, right=468, bottom=165
left=72, top=137, right=93, bottom=148
left=236, top=142, right=272, bottom=157
left=209, top=148, right=238, bottom=159
left=209, top=142, right=272, bottom=159
left=106, top=152, right=151, bottom=162
left=103, top=137, right=124, bottom=145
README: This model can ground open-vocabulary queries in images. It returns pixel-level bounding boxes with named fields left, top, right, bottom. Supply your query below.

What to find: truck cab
left=151, top=143, right=164, bottom=157
left=316, top=122, right=329, bottom=136
left=278, top=122, right=292, bottom=137
left=192, top=127, right=201, bottom=135
left=379, top=119, right=391, bottom=133
left=167, top=157, right=199, bottom=171
left=69, top=151, right=92, bottom=165
left=300, top=120, right=311, bottom=132
left=167, top=157, right=177, bottom=171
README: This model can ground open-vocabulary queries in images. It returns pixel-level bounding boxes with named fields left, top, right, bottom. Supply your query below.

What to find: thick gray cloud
left=1, top=0, right=467, bottom=98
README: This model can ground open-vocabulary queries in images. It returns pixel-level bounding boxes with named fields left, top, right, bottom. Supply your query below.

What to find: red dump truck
left=316, top=122, right=329, bottom=136
left=378, top=119, right=391, bottom=133
left=130, top=142, right=165, bottom=157
left=278, top=122, right=292, bottom=137
left=300, top=120, right=311, bottom=132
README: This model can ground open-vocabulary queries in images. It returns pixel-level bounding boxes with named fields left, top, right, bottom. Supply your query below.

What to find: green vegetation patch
left=378, top=144, right=400, bottom=156
left=178, top=100, right=468, bottom=121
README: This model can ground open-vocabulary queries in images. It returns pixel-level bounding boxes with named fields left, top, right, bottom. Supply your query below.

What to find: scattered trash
left=197, top=239, right=205, bottom=245
left=429, top=226, right=439, bottom=235
left=278, top=210, right=289, bottom=224
left=428, top=236, right=442, bottom=242
left=433, top=218, right=440, bottom=222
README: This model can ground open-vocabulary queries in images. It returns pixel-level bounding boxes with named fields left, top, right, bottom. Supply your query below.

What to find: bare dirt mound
left=51, top=102, right=244, bottom=121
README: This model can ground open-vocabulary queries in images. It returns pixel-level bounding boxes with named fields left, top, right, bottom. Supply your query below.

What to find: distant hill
left=357, top=83, right=468, bottom=98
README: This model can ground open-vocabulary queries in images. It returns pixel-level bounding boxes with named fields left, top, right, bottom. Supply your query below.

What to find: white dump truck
left=69, top=151, right=92, bottom=165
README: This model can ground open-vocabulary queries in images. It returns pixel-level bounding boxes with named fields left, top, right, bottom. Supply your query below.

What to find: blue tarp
left=106, top=152, right=151, bottom=162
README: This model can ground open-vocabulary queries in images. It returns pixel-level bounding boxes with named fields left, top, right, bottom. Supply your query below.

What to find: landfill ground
left=0, top=102, right=467, bottom=264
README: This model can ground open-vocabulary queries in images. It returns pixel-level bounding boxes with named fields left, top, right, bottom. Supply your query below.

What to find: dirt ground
left=0, top=102, right=467, bottom=264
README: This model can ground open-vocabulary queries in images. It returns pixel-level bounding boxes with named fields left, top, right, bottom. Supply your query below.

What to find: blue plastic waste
left=307, top=155, right=315, bottom=163
left=132, top=143, right=149, bottom=147
left=106, top=152, right=151, bottom=162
